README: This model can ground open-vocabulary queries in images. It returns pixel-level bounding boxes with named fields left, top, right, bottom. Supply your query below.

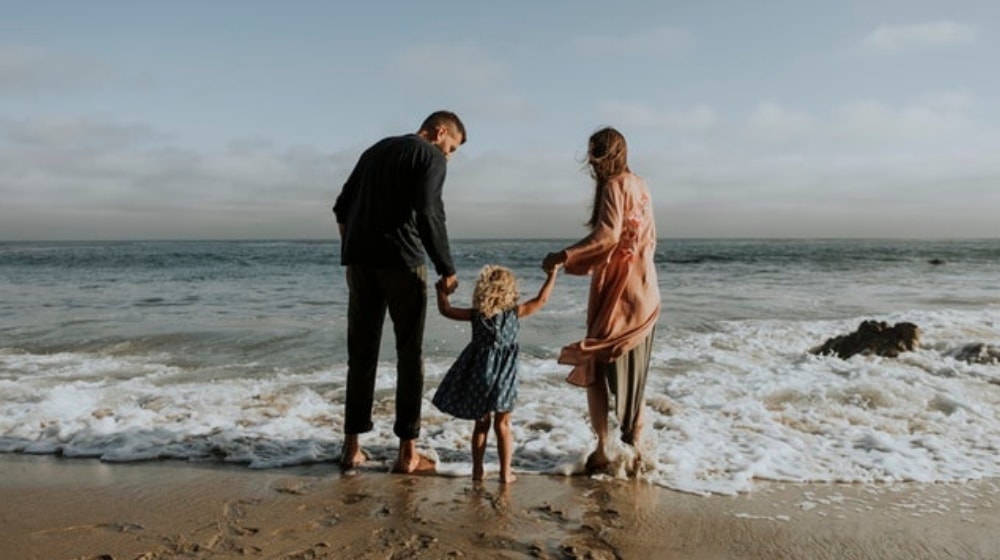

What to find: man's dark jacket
left=333, top=133, right=456, bottom=277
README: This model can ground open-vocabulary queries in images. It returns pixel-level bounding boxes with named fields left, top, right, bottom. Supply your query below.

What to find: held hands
left=542, top=251, right=566, bottom=274
left=436, top=274, right=458, bottom=295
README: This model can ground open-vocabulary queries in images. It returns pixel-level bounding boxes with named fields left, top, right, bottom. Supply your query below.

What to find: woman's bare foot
left=585, top=449, right=611, bottom=475
left=472, top=463, right=485, bottom=481
left=499, top=472, right=517, bottom=484
left=626, top=452, right=643, bottom=477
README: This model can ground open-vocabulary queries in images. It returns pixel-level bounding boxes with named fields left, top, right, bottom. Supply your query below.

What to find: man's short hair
left=420, top=111, right=467, bottom=144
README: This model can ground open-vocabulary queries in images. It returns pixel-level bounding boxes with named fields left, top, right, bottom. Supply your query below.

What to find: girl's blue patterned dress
left=432, top=308, right=520, bottom=420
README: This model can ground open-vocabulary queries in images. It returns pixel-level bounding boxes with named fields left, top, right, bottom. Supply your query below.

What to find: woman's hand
left=542, top=251, right=566, bottom=273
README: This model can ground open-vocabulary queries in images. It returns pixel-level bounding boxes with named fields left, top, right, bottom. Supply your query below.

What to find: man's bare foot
left=339, top=437, right=367, bottom=470
left=499, top=472, right=517, bottom=484
left=392, top=451, right=436, bottom=474
left=472, top=464, right=485, bottom=481
left=340, top=449, right=367, bottom=470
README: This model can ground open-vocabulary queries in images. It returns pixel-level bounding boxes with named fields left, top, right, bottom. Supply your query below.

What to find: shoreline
left=2, top=454, right=998, bottom=559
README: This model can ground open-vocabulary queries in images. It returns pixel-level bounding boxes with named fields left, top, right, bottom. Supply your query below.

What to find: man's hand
left=436, top=274, right=458, bottom=295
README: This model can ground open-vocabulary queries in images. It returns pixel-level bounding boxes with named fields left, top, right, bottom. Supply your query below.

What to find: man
left=333, top=110, right=466, bottom=473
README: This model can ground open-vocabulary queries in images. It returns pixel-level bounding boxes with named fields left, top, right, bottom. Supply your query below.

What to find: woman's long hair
left=586, top=127, right=630, bottom=229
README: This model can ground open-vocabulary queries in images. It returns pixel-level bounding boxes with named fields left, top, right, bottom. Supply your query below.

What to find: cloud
left=613, top=90, right=1000, bottom=237
left=1, top=115, right=162, bottom=150
left=0, top=44, right=114, bottom=94
left=3, top=86, right=997, bottom=241
left=707, top=92, right=978, bottom=157
left=573, top=26, right=692, bottom=58
left=598, top=102, right=718, bottom=130
left=388, top=42, right=510, bottom=90
left=859, top=21, right=978, bottom=55
left=744, top=102, right=815, bottom=145
left=448, top=149, right=584, bottom=204
left=0, top=115, right=339, bottom=239
left=385, top=42, right=536, bottom=121
left=831, top=92, right=976, bottom=146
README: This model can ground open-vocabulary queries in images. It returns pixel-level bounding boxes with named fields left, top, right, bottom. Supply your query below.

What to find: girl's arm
left=436, top=281, right=474, bottom=321
left=517, top=266, right=559, bottom=318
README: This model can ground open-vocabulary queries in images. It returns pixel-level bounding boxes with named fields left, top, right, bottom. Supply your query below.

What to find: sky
left=1, top=0, right=998, bottom=240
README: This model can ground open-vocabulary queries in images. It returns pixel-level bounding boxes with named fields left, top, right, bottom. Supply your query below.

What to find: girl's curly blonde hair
left=472, top=265, right=519, bottom=318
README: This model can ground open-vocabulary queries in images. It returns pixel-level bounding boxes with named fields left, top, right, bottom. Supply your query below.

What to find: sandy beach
left=1, top=454, right=998, bottom=560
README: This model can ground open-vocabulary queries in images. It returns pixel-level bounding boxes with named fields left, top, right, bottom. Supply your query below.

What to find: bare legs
left=585, top=380, right=611, bottom=473
left=472, top=417, right=489, bottom=481
left=472, top=412, right=516, bottom=484
left=494, top=412, right=515, bottom=483
left=585, top=375, right=647, bottom=475
left=631, top=406, right=646, bottom=448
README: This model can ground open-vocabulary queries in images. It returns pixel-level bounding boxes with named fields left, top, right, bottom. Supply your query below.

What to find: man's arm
left=413, top=153, right=456, bottom=277
left=333, top=158, right=363, bottom=231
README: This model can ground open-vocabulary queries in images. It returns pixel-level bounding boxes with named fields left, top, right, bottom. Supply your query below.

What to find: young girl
left=432, top=264, right=559, bottom=483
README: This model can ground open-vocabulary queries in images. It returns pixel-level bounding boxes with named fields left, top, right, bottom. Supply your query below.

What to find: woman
left=543, top=127, right=660, bottom=474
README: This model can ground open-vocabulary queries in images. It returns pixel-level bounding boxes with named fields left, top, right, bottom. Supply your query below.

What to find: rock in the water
left=948, top=343, right=1000, bottom=365
left=811, top=320, right=921, bottom=360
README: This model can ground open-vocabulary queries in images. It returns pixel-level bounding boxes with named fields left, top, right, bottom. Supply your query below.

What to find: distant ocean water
left=1, top=239, right=999, bottom=495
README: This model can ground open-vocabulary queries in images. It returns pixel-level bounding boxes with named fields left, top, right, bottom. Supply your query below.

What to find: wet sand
left=1, top=454, right=998, bottom=559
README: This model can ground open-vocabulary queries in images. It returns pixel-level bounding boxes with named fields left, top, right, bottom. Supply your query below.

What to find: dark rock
left=948, top=343, right=1000, bottom=365
left=811, top=320, right=921, bottom=360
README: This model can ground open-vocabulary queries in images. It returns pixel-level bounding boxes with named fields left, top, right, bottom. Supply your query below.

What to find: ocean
left=1, top=239, right=998, bottom=495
